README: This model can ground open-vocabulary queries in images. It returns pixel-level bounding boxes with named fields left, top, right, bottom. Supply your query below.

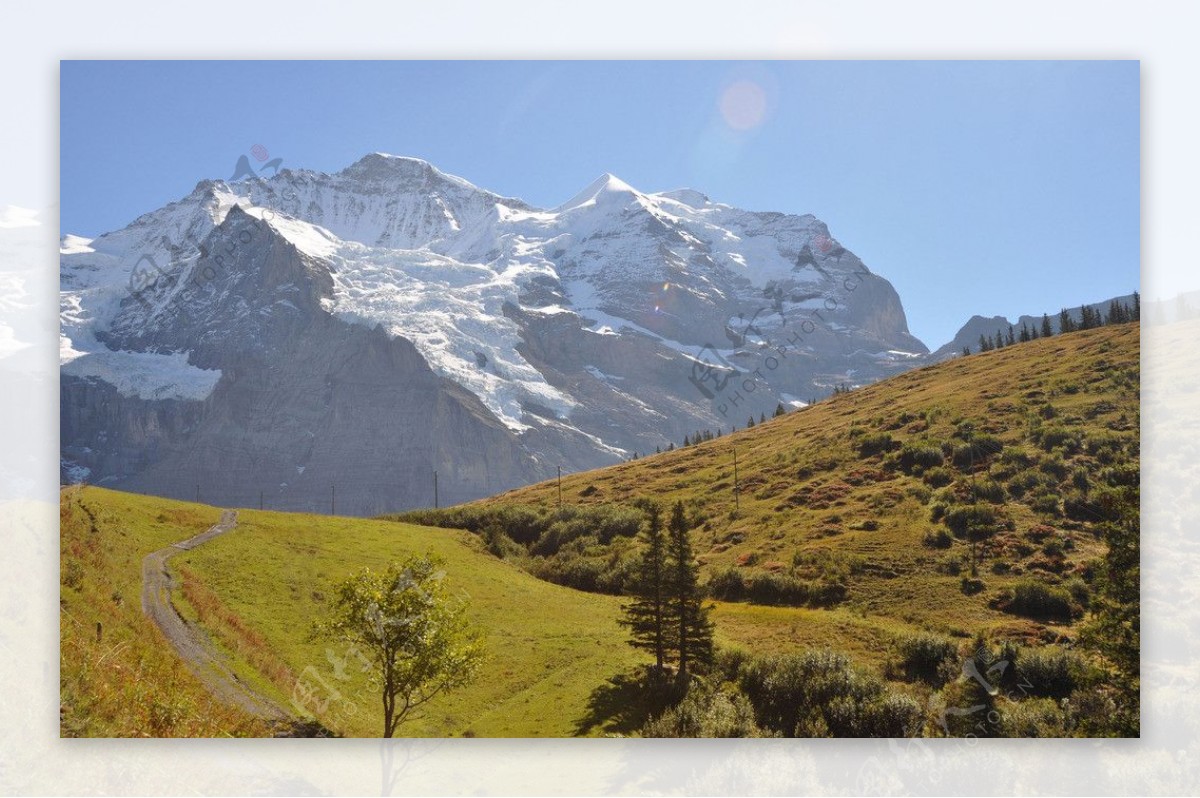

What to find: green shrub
left=705, top=568, right=847, bottom=608
left=1030, top=495, right=1061, bottom=516
left=898, top=442, right=944, bottom=473
left=857, top=433, right=897, bottom=458
left=393, top=502, right=644, bottom=556
left=923, top=467, right=954, bottom=488
left=971, top=479, right=1007, bottom=504
left=937, top=555, right=964, bottom=576
left=1038, top=455, right=1070, bottom=481
left=951, top=434, right=1004, bottom=469
left=712, top=647, right=752, bottom=683
left=1013, top=647, right=1078, bottom=699
left=942, top=504, right=997, bottom=538
left=960, top=576, right=985, bottom=595
left=1000, top=447, right=1036, bottom=469
left=922, top=528, right=954, bottom=549
left=996, top=697, right=1070, bottom=737
left=1063, top=577, right=1090, bottom=609
left=1006, top=472, right=1039, bottom=499
left=1085, top=433, right=1126, bottom=464
left=641, top=683, right=767, bottom=738
left=1007, top=579, right=1076, bottom=621
left=893, top=632, right=958, bottom=686
left=1099, top=464, right=1139, bottom=488
left=908, top=484, right=933, bottom=505
left=739, top=649, right=919, bottom=737
left=1035, top=426, right=1083, bottom=455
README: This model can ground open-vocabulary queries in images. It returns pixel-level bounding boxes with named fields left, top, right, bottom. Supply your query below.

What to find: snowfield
left=60, top=153, right=924, bottom=432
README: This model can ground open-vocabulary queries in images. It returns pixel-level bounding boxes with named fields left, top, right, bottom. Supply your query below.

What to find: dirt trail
left=141, top=510, right=297, bottom=728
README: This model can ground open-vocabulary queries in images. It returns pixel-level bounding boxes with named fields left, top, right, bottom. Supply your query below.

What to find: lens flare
left=719, top=80, right=768, bottom=131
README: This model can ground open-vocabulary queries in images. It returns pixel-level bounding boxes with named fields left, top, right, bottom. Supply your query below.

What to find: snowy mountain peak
left=654, top=188, right=713, bottom=208
left=59, top=234, right=94, bottom=254
left=62, top=153, right=931, bottom=512
left=557, top=172, right=641, bottom=212
left=340, top=152, right=439, bottom=182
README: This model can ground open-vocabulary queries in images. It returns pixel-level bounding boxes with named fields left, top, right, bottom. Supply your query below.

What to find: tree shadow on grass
left=574, top=668, right=680, bottom=736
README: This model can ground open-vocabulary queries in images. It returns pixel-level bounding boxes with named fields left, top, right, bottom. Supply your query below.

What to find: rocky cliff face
left=61, top=154, right=930, bottom=513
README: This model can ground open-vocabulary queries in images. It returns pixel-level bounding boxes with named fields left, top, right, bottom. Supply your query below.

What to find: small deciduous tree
left=313, top=555, right=485, bottom=737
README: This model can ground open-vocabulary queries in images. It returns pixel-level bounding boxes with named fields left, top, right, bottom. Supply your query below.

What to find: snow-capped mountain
left=61, top=154, right=928, bottom=514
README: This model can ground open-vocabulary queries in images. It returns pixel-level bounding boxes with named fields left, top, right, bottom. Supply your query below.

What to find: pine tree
left=1133, top=291, right=1141, bottom=321
left=682, top=434, right=690, bottom=447
left=1106, top=299, right=1121, bottom=325
left=774, top=403, right=786, bottom=417
left=1059, top=308, right=1075, bottom=334
left=1019, top=323, right=1030, bottom=343
left=747, top=416, right=755, bottom=429
left=962, top=346, right=972, bottom=357
left=1041, top=313, right=1053, bottom=338
left=655, top=445, right=661, bottom=455
left=665, top=501, right=714, bottom=682
left=759, top=412, right=766, bottom=425
left=667, top=442, right=675, bottom=452
left=1006, top=325, right=1015, bottom=346
left=621, top=504, right=671, bottom=672
left=979, top=333, right=989, bottom=352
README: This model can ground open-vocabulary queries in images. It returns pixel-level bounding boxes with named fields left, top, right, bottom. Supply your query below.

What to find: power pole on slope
left=331, top=484, right=336, bottom=516
left=557, top=465, right=563, bottom=509
left=434, top=470, right=439, bottom=509
left=733, top=447, right=740, bottom=511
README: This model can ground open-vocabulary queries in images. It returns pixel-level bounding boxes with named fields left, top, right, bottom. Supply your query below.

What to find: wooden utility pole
left=557, top=466, right=563, bottom=509
left=259, top=490, right=264, bottom=511
left=434, top=470, right=439, bottom=509
left=331, top=484, right=336, bottom=515
left=195, top=483, right=200, bottom=503
left=733, top=447, right=740, bottom=510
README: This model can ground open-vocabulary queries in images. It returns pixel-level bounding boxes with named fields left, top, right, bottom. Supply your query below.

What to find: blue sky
left=60, top=60, right=1139, bottom=348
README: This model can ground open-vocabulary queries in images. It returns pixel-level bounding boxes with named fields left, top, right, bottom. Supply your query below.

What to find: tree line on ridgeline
left=965, top=293, right=1139, bottom=356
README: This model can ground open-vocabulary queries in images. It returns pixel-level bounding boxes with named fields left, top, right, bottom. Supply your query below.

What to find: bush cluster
left=706, top=567, right=847, bottom=607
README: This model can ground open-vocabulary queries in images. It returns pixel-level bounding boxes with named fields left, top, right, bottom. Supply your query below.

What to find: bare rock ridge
left=61, top=154, right=931, bottom=514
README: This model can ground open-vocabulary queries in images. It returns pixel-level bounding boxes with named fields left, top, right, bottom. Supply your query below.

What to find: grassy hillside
left=61, top=324, right=1138, bottom=737
left=436, top=324, right=1139, bottom=650
left=63, top=486, right=657, bottom=736
left=60, top=486, right=267, bottom=737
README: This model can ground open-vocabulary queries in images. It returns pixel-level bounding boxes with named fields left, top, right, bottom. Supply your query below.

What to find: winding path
left=140, top=509, right=293, bottom=726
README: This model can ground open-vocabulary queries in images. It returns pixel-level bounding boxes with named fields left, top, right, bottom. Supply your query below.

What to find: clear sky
left=60, top=60, right=1139, bottom=348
